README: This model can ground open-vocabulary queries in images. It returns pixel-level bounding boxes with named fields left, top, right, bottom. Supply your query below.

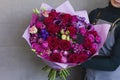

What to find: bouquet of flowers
left=23, top=1, right=110, bottom=80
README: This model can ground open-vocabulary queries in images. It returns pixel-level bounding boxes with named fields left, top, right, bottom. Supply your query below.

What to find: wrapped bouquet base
left=23, top=1, right=110, bottom=80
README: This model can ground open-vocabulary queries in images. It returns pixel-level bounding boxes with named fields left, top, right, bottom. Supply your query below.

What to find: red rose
left=47, top=36, right=59, bottom=50
left=68, top=52, right=89, bottom=63
left=50, top=53, right=62, bottom=62
left=49, top=9, right=59, bottom=17
left=59, top=40, right=71, bottom=50
left=47, top=24, right=60, bottom=34
left=68, top=26, right=77, bottom=36
left=62, top=14, right=72, bottom=21
left=68, top=53, right=80, bottom=63
left=61, top=14, right=72, bottom=26
left=44, top=17, right=54, bottom=25
left=78, top=52, right=89, bottom=63
left=83, top=39, right=92, bottom=49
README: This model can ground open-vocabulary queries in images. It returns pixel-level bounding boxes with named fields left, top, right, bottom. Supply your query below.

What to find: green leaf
left=59, top=70, right=67, bottom=80
left=64, top=69, right=70, bottom=76
left=32, top=8, right=39, bottom=14
left=35, top=8, right=40, bottom=14
left=62, top=70, right=67, bottom=78
left=48, top=69, right=57, bottom=80
left=42, top=65, right=51, bottom=72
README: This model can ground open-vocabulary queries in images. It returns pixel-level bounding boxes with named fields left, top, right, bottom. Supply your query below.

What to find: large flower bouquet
left=23, top=1, right=110, bottom=80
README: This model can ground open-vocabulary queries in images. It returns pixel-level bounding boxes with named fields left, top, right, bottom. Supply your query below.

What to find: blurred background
left=0, top=0, right=108, bottom=80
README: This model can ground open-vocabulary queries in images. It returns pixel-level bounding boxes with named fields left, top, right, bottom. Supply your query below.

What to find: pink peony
left=42, top=41, right=49, bottom=48
left=95, top=36, right=101, bottom=43
left=89, top=43, right=98, bottom=54
left=79, top=27, right=87, bottom=36
left=85, top=34, right=95, bottom=42
left=61, top=56, right=67, bottom=63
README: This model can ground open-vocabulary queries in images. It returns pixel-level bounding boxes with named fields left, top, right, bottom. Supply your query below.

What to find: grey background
left=0, top=0, right=108, bottom=80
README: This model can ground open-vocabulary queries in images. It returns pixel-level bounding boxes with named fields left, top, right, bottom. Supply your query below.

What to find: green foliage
left=42, top=65, right=70, bottom=80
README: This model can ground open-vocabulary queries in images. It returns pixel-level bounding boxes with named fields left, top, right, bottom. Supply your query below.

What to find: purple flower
left=42, top=41, right=48, bottom=48
left=79, top=17, right=85, bottom=22
left=38, top=38, right=44, bottom=44
left=31, top=34, right=38, bottom=37
left=72, top=16, right=78, bottom=22
left=36, top=21, right=46, bottom=29
left=36, top=21, right=42, bottom=28
left=30, top=13, right=38, bottom=26
left=40, top=29, right=49, bottom=40
left=30, top=37, right=37, bottom=43
left=78, top=44, right=84, bottom=51
left=30, top=34, right=38, bottom=43
left=41, top=53, right=50, bottom=60
left=87, top=24, right=94, bottom=31
left=32, top=43, right=42, bottom=53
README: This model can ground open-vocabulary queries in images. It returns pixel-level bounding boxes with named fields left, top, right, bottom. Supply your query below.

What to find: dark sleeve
left=81, top=27, right=120, bottom=71
left=88, top=8, right=100, bottom=24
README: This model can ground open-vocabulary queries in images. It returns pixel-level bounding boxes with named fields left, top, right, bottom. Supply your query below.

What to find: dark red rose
left=68, top=26, right=77, bottom=36
left=50, top=53, right=62, bottom=62
left=61, top=14, right=72, bottom=26
left=49, top=9, right=59, bottom=17
left=47, top=24, right=60, bottom=34
left=59, top=40, right=71, bottom=50
left=68, top=53, right=80, bottom=63
left=83, top=39, right=92, bottom=49
left=62, top=14, right=72, bottom=21
left=68, top=52, right=89, bottom=63
left=89, top=48, right=97, bottom=54
left=78, top=52, right=89, bottom=63
left=47, top=36, right=59, bottom=50
left=43, top=17, right=54, bottom=25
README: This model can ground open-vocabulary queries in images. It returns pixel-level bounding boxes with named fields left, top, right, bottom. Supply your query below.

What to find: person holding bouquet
left=81, top=0, right=120, bottom=80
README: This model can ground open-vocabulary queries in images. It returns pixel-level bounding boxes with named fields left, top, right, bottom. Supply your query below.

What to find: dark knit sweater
left=81, top=3, right=120, bottom=71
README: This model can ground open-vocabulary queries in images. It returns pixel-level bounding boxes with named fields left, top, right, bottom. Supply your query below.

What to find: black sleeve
left=81, top=27, right=120, bottom=71
left=88, top=8, right=101, bottom=24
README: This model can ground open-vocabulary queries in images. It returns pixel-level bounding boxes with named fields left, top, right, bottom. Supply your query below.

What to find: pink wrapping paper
left=22, top=1, right=111, bottom=69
